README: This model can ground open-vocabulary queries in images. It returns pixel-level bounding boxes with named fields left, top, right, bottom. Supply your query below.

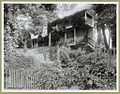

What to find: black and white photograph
left=2, top=2, right=118, bottom=91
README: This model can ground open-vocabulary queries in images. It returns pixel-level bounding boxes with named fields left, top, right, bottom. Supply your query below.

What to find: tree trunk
left=102, top=25, right=112, bottom=70
left=101, top=25, right=109, bottom=50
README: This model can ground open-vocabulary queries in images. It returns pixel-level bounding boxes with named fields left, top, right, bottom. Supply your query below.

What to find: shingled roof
left=48, top=9, right=95, bottom=32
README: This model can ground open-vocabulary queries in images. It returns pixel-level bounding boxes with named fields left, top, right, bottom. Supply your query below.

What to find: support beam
left=49, top=32, right=51, bottom=47
left=74, top=27, right=76, bottom=44
left=64, top=32, right=67, bottom=43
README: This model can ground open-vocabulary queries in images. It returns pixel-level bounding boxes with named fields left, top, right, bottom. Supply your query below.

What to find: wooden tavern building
left=47, top=9, right=97, bottom=52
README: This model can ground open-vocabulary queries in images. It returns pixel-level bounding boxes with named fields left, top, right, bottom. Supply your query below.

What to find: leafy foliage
left=28, top=47, right=116, bottom=90
left=4, top=4, right=116, bottom=90
left=4, top=4, right=58, bottom=64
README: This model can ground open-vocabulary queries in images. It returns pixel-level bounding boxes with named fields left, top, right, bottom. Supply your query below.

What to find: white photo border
left=1, top=1, right=119, bottom=92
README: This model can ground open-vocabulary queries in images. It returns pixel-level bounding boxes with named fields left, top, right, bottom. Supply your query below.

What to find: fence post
left=13, top=69, right=15, bottom=88
left=11, top=69, right=13, bottom=88
left=4, top=69, right=6, bottom=89
left=8, top=69, right=10, bottom=89
left=23, top=71, right=26, bottom=89
left=30, top=71, right=32, bottom=89
left=12, top=69, right=14, bottom=89
left=17, top=70, right=19, bottom=89
left=21, top=70, right=24, bottom=89
left=28, top=71, right=30, bottom=89
left=32, top=75, right=35, bottom=88
left=10, top=69, right=12, bottom=88
left=20, top=70, right=22, bottom=89
left=15, top=69, right=17, bottom=88
left=25, top=71, right=28, bottom=89
left=36, top=73, right=38, bottom=89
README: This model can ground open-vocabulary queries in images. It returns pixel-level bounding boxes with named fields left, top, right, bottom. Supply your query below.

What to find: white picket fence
left=4, top=68, right=40, bottom=89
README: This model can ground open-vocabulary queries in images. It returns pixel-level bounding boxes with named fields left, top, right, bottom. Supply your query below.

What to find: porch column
left=49, top=32, right=51, bottom=47
left=74, top=27, right=76, bottom=44
left=64, top=32, right=67, bottom=43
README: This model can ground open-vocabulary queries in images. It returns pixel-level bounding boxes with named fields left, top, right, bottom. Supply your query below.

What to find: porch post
left=49, top=32, right=51, bottom=47
left=64, top=32, right=67, bottom=43
left=74, top=27, right=76, bottom=44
